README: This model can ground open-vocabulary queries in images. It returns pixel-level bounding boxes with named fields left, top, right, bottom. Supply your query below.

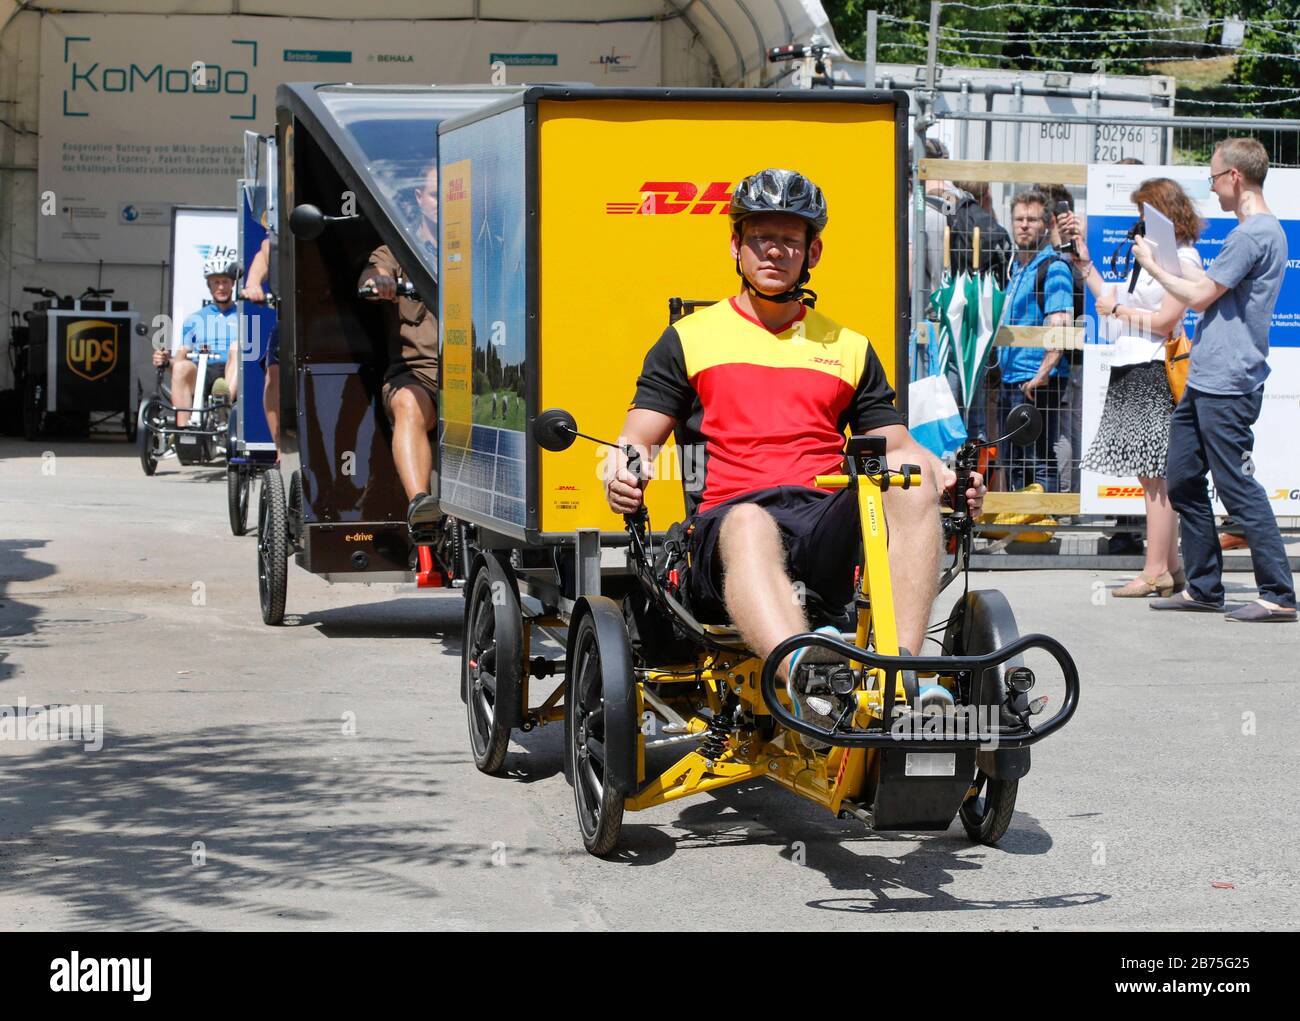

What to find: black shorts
left=685, top=485, right=861, bottom=623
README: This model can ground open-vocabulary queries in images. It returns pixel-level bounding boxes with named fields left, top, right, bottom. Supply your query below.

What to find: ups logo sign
left=65, top=320, right=119, bottom=382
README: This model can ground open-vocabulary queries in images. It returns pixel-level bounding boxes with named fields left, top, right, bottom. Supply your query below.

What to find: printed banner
left=169, top=206, right=237, bottom=355
left=1081, top=163, right=1300, bottom=516
left=38, top=14, right=660, bottom=263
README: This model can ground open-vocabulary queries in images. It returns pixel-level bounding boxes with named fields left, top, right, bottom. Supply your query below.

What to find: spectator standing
left=997, top=188, right=1074, bottom=491
left=1060, top=178, right=1203, bottom=597
left=1041, top=184, right=1088, bottom=493
left=1134, top=138, right=1296, bottom=622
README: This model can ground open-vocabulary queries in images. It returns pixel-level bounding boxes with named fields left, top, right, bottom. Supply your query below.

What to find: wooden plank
left=994, top=325, right=1086, bottom=350
left=981, top=493, right=1081, bottom=515
left=919, top=159, right=1088, bottom=185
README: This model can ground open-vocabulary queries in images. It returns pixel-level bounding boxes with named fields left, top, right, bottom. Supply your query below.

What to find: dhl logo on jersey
left=65, top=320, right=119, bottom=382
left=1096, top=485, right=1146, bottom=499
left=606, top=181, right=733, bottom=216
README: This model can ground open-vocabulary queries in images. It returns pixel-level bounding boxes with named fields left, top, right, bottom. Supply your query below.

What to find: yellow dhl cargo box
left=437, top=85, right=908, bottom=545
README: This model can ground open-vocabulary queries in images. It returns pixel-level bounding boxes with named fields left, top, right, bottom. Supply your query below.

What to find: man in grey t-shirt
left=1134, top=137, right=1296, bottom=621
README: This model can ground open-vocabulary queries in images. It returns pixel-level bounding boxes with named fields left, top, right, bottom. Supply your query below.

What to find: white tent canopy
left=0, top=0, right=840, bottom=89
left=0, top=2, right=843, bottom=390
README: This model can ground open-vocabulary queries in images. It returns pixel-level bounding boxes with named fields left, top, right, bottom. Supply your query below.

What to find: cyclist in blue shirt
left=152, top=255, right=240, bottom=427
left=997, top=188, right=1074, bottom=491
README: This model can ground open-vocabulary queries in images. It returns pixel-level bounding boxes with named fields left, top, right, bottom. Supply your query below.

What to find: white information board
left=1081, top=163, right=1300, bottom=518
left=168, top=206, right=237, bottom=356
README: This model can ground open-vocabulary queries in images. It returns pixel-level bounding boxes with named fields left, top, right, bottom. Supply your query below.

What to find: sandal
left=1113, top=572, right=1174, bottom=598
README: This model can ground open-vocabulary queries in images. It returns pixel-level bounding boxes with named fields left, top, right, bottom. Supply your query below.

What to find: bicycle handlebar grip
left=952, top=468, right=971, bottom=517
left=622, top=444, right=645, bottom=483
left=357, top=281, right=417, bottom=300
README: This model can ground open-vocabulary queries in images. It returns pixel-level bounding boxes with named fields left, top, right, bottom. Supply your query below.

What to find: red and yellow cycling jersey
left=632, top=297, right=903, bottom=514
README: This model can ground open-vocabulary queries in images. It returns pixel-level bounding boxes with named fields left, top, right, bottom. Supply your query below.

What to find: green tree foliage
left=825, top=0, right=1197, bottom=70
left=1204, top=0, right=1300, bottom=116
left=824, top=1, right=1300, bottom=155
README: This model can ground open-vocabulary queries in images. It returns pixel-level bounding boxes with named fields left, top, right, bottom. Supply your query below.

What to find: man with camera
left=996, top=189, right=1075, bottom=492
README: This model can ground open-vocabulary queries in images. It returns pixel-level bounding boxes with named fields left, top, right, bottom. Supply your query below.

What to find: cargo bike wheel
left=257, top=467, right=289, bottom=625
left=945, top=590, right=1023, bottom=846
left=462, top=554, right=522, bottom=775
left=565, top=598, right=637, bottom=857
left=137, top=398, right=166, bottom=476
left=227, top=463, right=252, bottom=536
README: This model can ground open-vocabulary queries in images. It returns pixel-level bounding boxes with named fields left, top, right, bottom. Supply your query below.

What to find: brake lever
left=622, top=444, right=649, bottom=532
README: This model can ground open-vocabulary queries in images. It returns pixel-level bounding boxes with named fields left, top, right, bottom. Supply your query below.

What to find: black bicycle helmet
left=729, top=168, right=827, bottom=306
left=729, top=168, right=829, bottom=236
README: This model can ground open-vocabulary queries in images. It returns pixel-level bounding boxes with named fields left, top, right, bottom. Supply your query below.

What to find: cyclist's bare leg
left=389, top=383, right=437, bottom=499
left=718, top=503, right=808, bottom=682
left=882, top=458, right=942, bottom=655
left=263, top=364, right=280, bottom=451
left=172, top=359, right=197, bottom=427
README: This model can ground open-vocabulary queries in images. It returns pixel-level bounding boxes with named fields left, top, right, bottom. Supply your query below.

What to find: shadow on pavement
left=286, top=595, right=463, bottom=642
left=0, top=539, right=58, bottom=684
left=601, top=782, right=1107, bottom=914
left=0, top=721, right=487, bottom=929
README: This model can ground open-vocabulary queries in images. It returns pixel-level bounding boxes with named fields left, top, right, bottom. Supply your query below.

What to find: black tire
left=463, top=555, right=522, bottom=774
left=960, top=772, right=1018, bottom=846
left=227, top=463, right=251, bottom=536
left=124, top=406, right=137, bottom=443
left=287, top=469, right=303, bottom=545
left=947, top=590, right=1022, bottom=845
left=137, top=398, right=163, bottom=476
left=565, top=604, right=632, bottom=856
left=257, top=468, right=289, bottom=625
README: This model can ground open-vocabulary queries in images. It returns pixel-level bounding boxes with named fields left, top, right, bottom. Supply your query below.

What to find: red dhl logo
left=555, top=485, right=578, bottom=491
left=1096, top=485, right=1146, bottom=498
left=607, top=181, right=733, bottom=216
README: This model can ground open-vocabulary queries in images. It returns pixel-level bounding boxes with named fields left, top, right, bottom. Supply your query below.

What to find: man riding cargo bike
left=606, top=169, right=986, bottom=686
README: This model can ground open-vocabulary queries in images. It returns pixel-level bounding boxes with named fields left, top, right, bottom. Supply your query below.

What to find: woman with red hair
left=1061, top=178, right=1205, bottom=597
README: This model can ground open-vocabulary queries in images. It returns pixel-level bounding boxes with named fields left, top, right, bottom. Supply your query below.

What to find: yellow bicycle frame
left=620, top=464, right=924, bottom=818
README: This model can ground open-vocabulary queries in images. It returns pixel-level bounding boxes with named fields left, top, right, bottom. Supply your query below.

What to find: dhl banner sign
left=1081, top=343, right=1300, bottom=518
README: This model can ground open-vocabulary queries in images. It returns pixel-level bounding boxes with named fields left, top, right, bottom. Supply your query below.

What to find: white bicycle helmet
left=203, top=255, right=241, bottom=280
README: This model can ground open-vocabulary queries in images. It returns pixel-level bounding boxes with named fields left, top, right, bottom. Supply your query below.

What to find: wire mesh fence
left=918, top=108, right=1300, bottom=520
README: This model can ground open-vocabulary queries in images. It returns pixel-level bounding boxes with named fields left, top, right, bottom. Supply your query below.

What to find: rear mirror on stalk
left=1003, top=404, right=1043, bottom=448
left=288, top=203, right=327, bottom=241
left=533, top=408, right=578, bottom=452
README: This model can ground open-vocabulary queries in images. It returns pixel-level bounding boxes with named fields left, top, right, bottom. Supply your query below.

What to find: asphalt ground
left=2, top=437, right=1297, bottom=931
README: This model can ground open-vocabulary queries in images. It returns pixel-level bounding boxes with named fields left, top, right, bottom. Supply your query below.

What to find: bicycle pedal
left=804, top=695, right=835, bottom=717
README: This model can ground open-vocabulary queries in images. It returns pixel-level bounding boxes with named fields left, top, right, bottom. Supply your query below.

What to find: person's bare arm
left=605, top=408, right=677, bottom=514
left=1133, top=236, right=1225, bottom=312
left=241, top=238, right=271, bottom=301
left=358, top=247, right=400, bottom=301
left=1019, top=310, right=1069, bottom=398
left=877, top=423, right=986, bottom=517
left=1103, top=287, right=1190, bottom=338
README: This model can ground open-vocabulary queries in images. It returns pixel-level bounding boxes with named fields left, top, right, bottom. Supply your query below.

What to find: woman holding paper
left=1060, top=178, right=1204, bottom=598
